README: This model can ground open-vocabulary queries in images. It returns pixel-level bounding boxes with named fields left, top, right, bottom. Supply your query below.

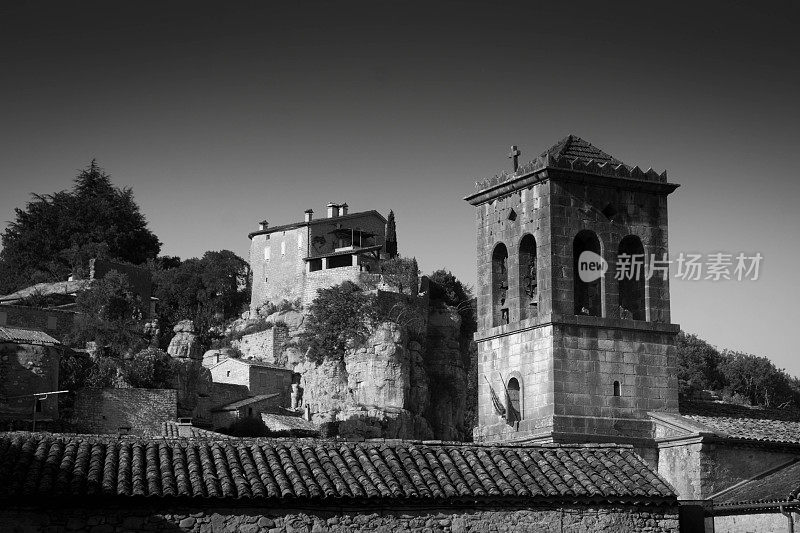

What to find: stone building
left=0, top=326, right=62, bottom=427
left=465, top=135, right=679, bottom=454
left=0, top=432, right=679, bottom=532
left=248, top=203, right=386, bottom=310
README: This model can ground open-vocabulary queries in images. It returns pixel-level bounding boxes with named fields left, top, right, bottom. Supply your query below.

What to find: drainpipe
left=780, top=505, right=795, bottom=533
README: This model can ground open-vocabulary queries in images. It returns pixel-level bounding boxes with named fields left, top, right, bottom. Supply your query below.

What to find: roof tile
left=0, top=433, right=675, bottom=502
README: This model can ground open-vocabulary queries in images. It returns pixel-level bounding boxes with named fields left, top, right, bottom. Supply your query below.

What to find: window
left=264, top=247, right=270, bottom=261
left=618, top=235, right=646, bottom=320
left=47, top=315, right=57, bottom=330
left=492, top=243, right=509, bottom=327
left=280, top=241, right=286, bottom=256
left=573, top=230, right=603, bottom=317
left=0, top=311, right=6, bottom=325
left=507, top=378, right=521, bottom=425
left=226, top=370, right=231, bottom=377
left=613, top=381, right=622, bottom=397
left=35, top=399, right=43, bottom=413
left=519, top=234, right=538, bottom=320
left=298, top=233, right=303, bottom=250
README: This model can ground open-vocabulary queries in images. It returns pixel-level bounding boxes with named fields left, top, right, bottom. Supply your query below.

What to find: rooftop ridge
left=471, top=136, right=668, bottom=194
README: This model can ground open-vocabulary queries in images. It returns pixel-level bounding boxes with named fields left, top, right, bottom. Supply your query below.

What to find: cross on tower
left=508, top=145, right=521, bottom=172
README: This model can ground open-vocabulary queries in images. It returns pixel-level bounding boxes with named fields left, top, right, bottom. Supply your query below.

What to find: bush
left=300, top=281, right=378, bottom=364
left=123, top=348, right=176, bottom=389
left=380, top=257, right=419, bottom=294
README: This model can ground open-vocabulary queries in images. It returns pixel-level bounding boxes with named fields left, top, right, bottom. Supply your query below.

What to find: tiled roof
left=214, top=394, right=280, bottom=411
left=0, top=326, right=60, bottom=345
left=468, top=134, right=670, bottom=196
left=160, top=422, right=231, bottom=439
left=260, top=412, right=319, bottom=436
left=541, top=135, right=624, bottom=165
left=0, top=279, right=92, bottom=302
left=713, top=459, right=800, bottom=509
left=678, top=400, right=800, bottom=445
left=0, top=433, right=675, bottom=502
left=212, top=357, right=291, bottom=371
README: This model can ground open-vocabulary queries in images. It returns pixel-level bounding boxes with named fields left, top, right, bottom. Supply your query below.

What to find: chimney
left=340, top=203, right=348, bottom=216
left=327, top=203, right=339, bottom=218
left=304, top=209, right=314, bottom=222
left=259, top=220, right=269, bottom=231
left=177, top=418, right=193, bottom=437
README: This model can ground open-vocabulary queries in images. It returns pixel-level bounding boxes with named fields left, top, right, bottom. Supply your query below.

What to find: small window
left=613, top=381, right=621, bottom=397
left=264, top=247, right=271, bottom=261
left=248, top=407, right=254, bottom=418
left=226, top=370, right=231, bottom=377
left=35, top=399, right=43, bottom=413
left=0, top=311, right=7, bottom=325
left=47, top=315, right=57, bottom=330
left=281, top=241, right=286, bottom=256
left=297, top=233, right=303, bottom=250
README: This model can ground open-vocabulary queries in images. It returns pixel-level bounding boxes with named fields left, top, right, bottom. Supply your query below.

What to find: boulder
left=167, top=319, right=201, bottom=360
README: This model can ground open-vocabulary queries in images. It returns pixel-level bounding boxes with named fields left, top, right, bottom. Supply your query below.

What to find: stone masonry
left=466, top=136, right=680, bottom=447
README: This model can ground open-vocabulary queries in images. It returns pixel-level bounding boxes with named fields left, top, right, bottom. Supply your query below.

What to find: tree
left=385, top=210, right=398, bottom=258
left=676, top=331, right=725, bottom=396
left=299, top=281, right=377, bottom=364
left=67, top=270, right=149, bottom=357
left=123, top=347, right=176, bottom=389
left=719, top=351, right=795, bottom=407
left=380, top=256, right=418, bottom=294
left=152, top=250, right=251, bottom=351
left=0, top=160, right=161, bottom=293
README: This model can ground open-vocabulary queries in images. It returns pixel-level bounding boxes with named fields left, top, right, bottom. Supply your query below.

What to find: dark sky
left=1, top=1, right=799, bottom=373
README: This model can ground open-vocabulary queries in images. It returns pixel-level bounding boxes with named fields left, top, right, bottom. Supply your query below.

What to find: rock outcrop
left=167, top=319, right=201, bottom=360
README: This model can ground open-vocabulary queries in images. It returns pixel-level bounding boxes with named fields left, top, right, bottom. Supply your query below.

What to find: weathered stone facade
left=466, top=136, right=680, bottom=445
left=248, top=207, right=386, bottom=311
left=0, top=305, right=74, bottom=343
left=68, top=388, right=177, bottom=435
left=0, top=338, right=60, bottom=423
left=0, top=503, right=680, bottom=532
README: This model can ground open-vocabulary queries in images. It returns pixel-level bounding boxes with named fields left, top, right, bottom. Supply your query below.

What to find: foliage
left=385, top=210, right=398, bottom=258
left=85, top=357, right=122, bottom=388
left=221, top=416, right=272, bottom=437
left=676, top=331, right=726, bottom=397
left=677, top=330, right=800, bottom=408
left=122, top=348, right=176, bottom=389
left=258, top=298, right=301, bottom=316
left=0, top=160, right=161, bottom=294
left=67, top=271, right=148, bottom=357
left=151, top=250, right=251, bottom=351
left=380, top=256, right=418, bottom=294
left=59, top=351, right=95, bottom=392
left=299, top=281, right=378, bottom=364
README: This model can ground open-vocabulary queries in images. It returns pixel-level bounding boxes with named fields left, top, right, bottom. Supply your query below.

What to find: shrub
left=123, top=347, right=176, bottom=389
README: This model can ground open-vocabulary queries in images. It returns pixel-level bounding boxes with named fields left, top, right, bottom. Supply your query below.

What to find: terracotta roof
left=247, top=210, right=387, bottom=240
left=0, top=433, right=675, bottom=502
left=0, top=326, right=60, bottom=345
left=160, top=422, right=231, bottom=439
left=211, top=357, right=291, bottom=371
left=260, top=412, right=319, bottom=436
left=541, top=135, right=625, bottom=165
left=713, top=459, right=800, bottom=510
left=677, top=400, right=800, bottom=445
left=0, top=279, right=92, bottom=303
left=213, top=394, right=280, bottom=411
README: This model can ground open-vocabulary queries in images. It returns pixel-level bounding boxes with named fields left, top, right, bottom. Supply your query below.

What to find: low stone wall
left=0, top=502, right=679, bottom=532
left=69, top=388, right=177, bottom=435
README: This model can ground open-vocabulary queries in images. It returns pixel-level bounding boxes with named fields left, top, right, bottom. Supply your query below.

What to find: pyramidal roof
left=468, top=134, right=673, bottom=198
left=542, top=135, right=625, bottom=166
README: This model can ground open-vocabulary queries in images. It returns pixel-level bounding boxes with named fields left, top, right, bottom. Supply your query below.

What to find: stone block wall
left=302, top=266, right=364, bottom=306
left=0, top=342, right=60, bottom=421
left=0, top=305, right=74, bottom=343
left=69, top=388, right=177, bottom=435
left=250, top=226, right=309, bottom=311
left=715, top=512, right=800, bottom=533
left=234, top=325, right=290, bottom=362
left=0, top=502, right=680, bottom=532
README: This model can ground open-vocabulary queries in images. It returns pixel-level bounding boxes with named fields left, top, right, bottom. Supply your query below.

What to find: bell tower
left=465, top=135, right=680, bottom=447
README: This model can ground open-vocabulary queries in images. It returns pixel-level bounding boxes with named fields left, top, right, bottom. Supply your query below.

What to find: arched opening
left=618, top=235, right=646, bottom=320
left=492, top=243, right=509, bottom=326
left=613, top=381, right=621, bottom=397
left=519, top=234, right=538, bottom=320
left=507, top=377, right=521, bottom=425
left=573, top=230, right=603, bottom=316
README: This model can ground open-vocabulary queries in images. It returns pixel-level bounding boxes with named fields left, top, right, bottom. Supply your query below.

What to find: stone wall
left=233, top=326, right=288, bottom=362
left=302, top=266, right=369, bottom=306
left=714, top=512, right=800, bottom=533
left=0, top=342, right=60, bottom=421
left=658, top=440, right=800, bottom=500
left=0, top=502, right=679, bottom=532
left=0, top=305, right=74, bottom=343
left=69, top=388, right=177, bottom=435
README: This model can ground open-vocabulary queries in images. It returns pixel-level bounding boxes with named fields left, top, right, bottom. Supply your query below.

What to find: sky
left=1, top=1, right=798, bottom=373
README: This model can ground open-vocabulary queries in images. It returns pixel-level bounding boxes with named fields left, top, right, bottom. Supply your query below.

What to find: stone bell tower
left=465, top=135, right=680, bottom=448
